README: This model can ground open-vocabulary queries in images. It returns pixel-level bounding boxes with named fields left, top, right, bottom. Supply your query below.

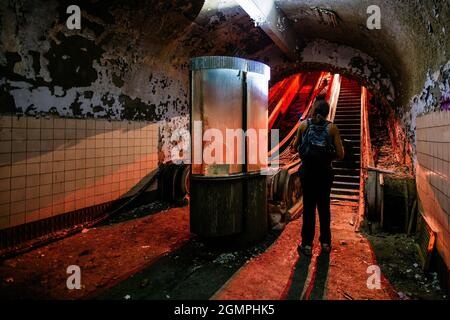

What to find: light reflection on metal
left=356, top=86, right=375, bottom=230
left=268, top=72, right=329, bottom=158
left=189, top=56, right=271, bottom=239
left=190, top=56, right=271, bottom=176
left=268, top=74, right=301, bottom=130
left=327, top=74, right=341, bottom=122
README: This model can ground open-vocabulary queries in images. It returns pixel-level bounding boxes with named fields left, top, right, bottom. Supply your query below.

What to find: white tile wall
left=0, top=116, right=159, bottom=230
left=416, top=110, right=450, bottom=267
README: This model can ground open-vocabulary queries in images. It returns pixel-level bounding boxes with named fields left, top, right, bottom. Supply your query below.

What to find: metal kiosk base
left=190, top=173, right=267, bottom=246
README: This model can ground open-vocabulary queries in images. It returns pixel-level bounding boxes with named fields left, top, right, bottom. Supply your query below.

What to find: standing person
left=291, top=99, right=344, bottom=256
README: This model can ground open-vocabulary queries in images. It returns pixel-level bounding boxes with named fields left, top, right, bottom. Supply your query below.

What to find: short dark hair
left=314, top=99, right=330, bottom=117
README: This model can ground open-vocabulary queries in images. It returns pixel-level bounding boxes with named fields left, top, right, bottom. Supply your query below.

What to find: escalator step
left=331, top=188, right=360, bottom=195
left=332, top=181, right=360, bottom=189
left=330, top=194, right=359, bottom=202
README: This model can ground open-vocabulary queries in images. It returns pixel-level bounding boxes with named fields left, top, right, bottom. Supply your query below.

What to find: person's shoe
left=297, top=245, right=312, bottom=257
left=321, top=243, right=331, bottom=253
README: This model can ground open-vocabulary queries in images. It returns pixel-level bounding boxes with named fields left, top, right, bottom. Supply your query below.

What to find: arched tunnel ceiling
left=1, top=0, right=448, bottom=120
left=173, top=0, right=395, bottom=101
left=0, top=0, right=448, bottom=162
left=274, top=0, right=449, bottom=107
left=179, top=0, right=449, bottom=109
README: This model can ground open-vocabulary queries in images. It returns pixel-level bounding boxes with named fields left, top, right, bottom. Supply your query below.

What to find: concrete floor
left=0, top=202, right=398, bottom=300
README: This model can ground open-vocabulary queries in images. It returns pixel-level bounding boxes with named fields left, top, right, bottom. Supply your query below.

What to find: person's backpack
left=298, top=119, right=336, bottom=166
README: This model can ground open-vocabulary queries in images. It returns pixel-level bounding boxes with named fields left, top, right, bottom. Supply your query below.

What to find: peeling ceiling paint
left=0, top=0, right=448, bottom=162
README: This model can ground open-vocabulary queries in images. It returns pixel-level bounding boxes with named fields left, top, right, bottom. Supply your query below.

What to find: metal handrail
left=268, top=74, right=303, bottom=130
left=268, top=71, right=328, bottom=158
left=327, top=74, right=341, bottom=122
left=356, top=86, right=374, bottom=230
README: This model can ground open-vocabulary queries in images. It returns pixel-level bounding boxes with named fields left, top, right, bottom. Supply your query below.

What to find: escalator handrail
left=268, top=72, right=329, bottom=158
left=326, top=74, right=341, bottom=123
left=268, top=74, right=302, bottom=130
left=269, top=78, right=288, bottom=106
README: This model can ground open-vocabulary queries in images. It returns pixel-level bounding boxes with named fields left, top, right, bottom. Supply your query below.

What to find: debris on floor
left=0, top=200, right=443, bottom=300
left=365, top=232, right=447, bottom=300
left=0, top=206, right=190, bottom=300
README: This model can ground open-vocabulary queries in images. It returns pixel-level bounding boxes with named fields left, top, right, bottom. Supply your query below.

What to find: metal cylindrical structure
left=189, top=56, right=270, bottom=244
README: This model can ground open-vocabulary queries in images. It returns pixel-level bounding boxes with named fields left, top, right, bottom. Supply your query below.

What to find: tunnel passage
left=0, top=0, right=449, bottom=298
left=268, top=73, right=364, bottom=206
left=0, top=0, right=440, bottom=245
left=266, top=70, right=417, bottom=230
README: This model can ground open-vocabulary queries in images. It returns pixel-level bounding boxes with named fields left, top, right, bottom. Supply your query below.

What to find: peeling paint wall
left=409, top=61, right=450, bottom=132
left=265, top=39, right=395, bottom=104
left=277, top=0, right=449, bottom=106
left=392, top=61, right=450, bottom=168
left=1, top=0, right=448, bottom=164
left=0, top=0, right=204, bottom=231
left=1, top=0, right=449, bottom=244
left=410, top=63, right=450, bottom=276
left=5, top=0, right=437, bottom=163
left=0, top=0, right=199, bottom=152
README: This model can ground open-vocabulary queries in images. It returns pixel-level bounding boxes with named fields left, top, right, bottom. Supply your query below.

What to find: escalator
left=267, top=73, right=364, bottom=223
left=270, top=72, right=321, bottom=143
left=266, top=72, right=327, bottom=221
left=269, top=72, right=327, bottom=161
left=330, top=78, right=361, bottom=202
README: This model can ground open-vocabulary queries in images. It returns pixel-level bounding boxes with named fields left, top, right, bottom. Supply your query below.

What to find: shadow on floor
left=286, top=251, right=330, bottom=300
left=95, top=230, right=283, bottom=300
left=309, top=252, right=330, bottom=300
left=285, top=256, right=312, bottom=300
left=99, top=201, right=174, bottom=226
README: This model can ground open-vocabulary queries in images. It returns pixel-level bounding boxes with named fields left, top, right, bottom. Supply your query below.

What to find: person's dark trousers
left=299, top=165, right=333, bottom=247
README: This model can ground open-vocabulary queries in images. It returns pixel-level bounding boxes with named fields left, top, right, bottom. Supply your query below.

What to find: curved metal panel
left=190, top=56, right=270, bottom=80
